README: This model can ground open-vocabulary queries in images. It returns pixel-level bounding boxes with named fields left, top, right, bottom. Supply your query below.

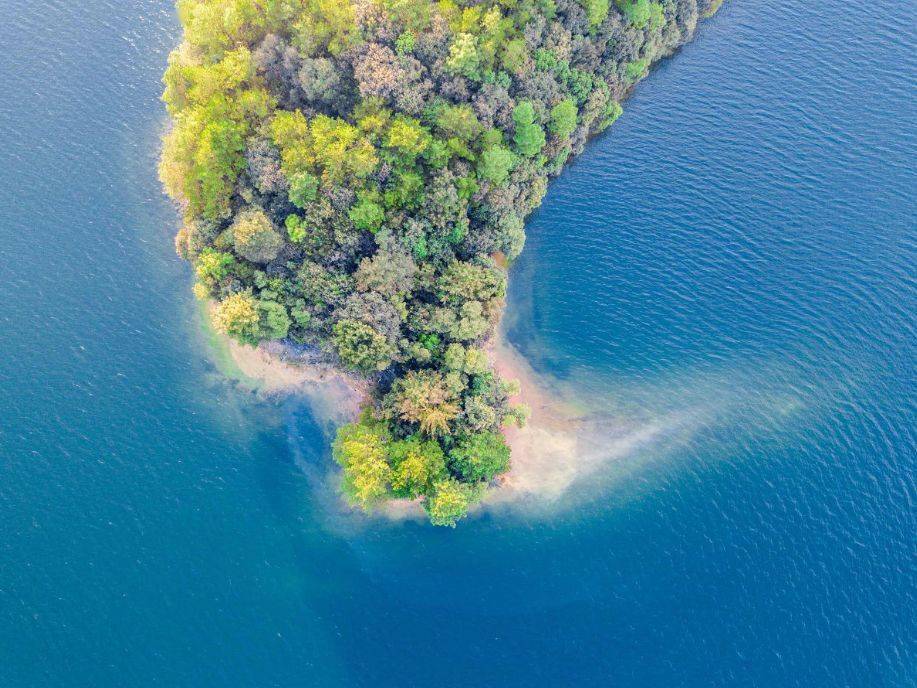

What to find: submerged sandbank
left=484, top=333, right=678, bottom=506
left=200, top=300, right=368, bottom=428
left=202, top=301, right=684, bottom=515
left=225, top=338, right=368, bottom=427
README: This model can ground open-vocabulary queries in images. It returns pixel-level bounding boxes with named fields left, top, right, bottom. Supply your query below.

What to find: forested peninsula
left=161, top=0, right=720, bottom=525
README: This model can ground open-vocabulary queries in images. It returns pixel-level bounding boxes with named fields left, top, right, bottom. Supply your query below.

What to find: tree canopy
left=162, top=0, right=714, bottom=525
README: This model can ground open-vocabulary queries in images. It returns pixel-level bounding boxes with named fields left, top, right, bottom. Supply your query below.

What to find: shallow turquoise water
left=1, top=0, right=914, bottom=686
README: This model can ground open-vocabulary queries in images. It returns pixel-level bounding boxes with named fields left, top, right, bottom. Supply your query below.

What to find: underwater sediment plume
left=162, top=0, right=722, bottom=525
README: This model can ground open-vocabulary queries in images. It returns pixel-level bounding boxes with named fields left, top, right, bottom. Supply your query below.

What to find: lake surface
left=1, top=0, right=914, bottom=685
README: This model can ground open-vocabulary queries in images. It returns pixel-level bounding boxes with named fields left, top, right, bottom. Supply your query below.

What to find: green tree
left=311, top=115, right=379, bottom=181
left=211, top=291, right=261, bottom=344
left=437, top=260, right=506, bottom=304
left=293, top=0, right=360, bottom=57
left=349, top=198, right=385, bottom=233
left=386, top=370, right=460, bottom=436
left=477, top=145, right=516, bottom=186
left=332, top=319, right=396, bottom=372
left=549, top=98, right=578, bottom=139
left=388, top=437, right=448, bottom=499
left=435, top=104, right=481, bottom=141
left=232, top=208, right=283, bottom=263
left=425, top=479, right=480, bottom=527
left=333, top=415, right=392, bottom=509
left=285, top=214, right=308, bottom=243
left=617, top=0, right=664, bottom=29
left=512, top=101, right=546, bottom=157
left=423, top=139, right=451, bottom=168
left=271, top=112, right=378, bottom=182
left=625, top=58, right=649, bottom=82
left=288, top=171, right=319, bottom=208
left=451, top=300, right=489, bottom=341
left=395, top=30, right=416, bottom=55
left=195, top=248, right=235, bottom=288
left=501, top=38, right=528, bottom=74
left=582, top=0, right=610, bottom=29
left=601, top=101, right=624, bottom=130
left=443, top=342, right=467, bottom=371
left=385, top=117, right=431, bottom=159
left=257, top=299, right=291, bottom=340
left=449, top=431, right=511, bottom=482
left=160, top=47, right=271, bottom=220
left=463, top=347, right=490, bottom=375
left=445, top=33, right=480, bottom=78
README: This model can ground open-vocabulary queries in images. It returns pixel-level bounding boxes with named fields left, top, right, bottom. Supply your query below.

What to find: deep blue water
left=1, top=0, right=914, bottom=686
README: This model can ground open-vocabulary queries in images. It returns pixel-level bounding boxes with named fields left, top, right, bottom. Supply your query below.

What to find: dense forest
left=161, top=0, right=719, bottom=525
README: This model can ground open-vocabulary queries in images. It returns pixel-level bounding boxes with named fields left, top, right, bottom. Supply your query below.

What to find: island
left=161, top=0, right=721, bottom=525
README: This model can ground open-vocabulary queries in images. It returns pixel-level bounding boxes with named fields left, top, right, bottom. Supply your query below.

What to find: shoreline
left=202, top=305, right=649, bottom=515
left=225, top=338, right=369, bottom=427
left=199, top=300, right=369, bottom=428
left=167, top=0, right=724, bottom=525
left=482, top=332, right=665, bottom=508
left=485, top=334, right=593, bottom=502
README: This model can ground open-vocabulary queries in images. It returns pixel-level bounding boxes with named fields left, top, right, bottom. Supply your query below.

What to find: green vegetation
left=616, top=0, right=666, bottom=30
left=702, top=0, right=725, bottom=17
left=163, top=0, right=714, bottom=525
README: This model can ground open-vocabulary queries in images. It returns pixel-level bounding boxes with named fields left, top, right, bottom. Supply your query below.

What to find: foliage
left=332, top=319, right=396, bottom=372
left=425, top=479, right=481, bottom=527
left=211, top=291, right=261, bottom=344
left=333, top=413, right=392, bottom=509
left=512, top=101, right=546, bottom=157
left=449, top=431, right=511, bottom=482
left=549, top=99, right=578, bottom=139
left=232, top=207, right=283, bottom=263
left=163, top=0, right=711, bottom=524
